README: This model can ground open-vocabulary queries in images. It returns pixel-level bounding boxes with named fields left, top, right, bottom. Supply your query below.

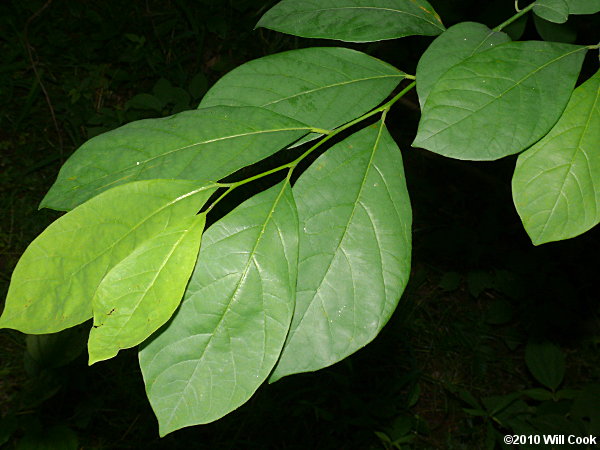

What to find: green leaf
left=416, top=22, right=511, bottom=109
left=534, top=0, right=569, bottom=24
left=88, top=214, right=206, bottom=365
left=533, top=15, right=577, bottom=43
left=125, top=93, right=164, bottom=112
left=139, top=181, right=298, bottom=435
left=413, top=41, right=587, bottom=160
left=41, top=106, right=311, bottom=211
left=566, top=0, right=600, bottom=14
left=270, top=121, right=412, bottom=382
left=512, top=70, right=600, bottom=245
left=200, top=47, right=405, bottom=133
left=256, top=0, right=444, bottom=43
left=525, top=341, right=565, bottom=391
left=0, top=180, right=216, bottom=334
left=522, top=388, right=555, bottom=401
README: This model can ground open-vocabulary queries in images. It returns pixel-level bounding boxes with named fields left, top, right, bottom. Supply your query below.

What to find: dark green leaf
left=125, top=93, right=164, bottom=112
left=413, top=41, right=587, bottom=160
left=534, top=0, right=569, bottom=24
left=200, top=47, right=405, bottom=133
left=256, top=0, right=445, bottom=43
left=512, top=70, right=600, bottom=245
left=416, top=22, right=510, bottom=109
left=566, top=0, right=600, bottom=14
left=522, top=388, right=555, bottom=401
left=41, top=106, right=311, bottom=211
left=139, top=181, right=298, bottom=435
left=525, top=341, right=565, bottom=391
left=88, top=214, right=207, bottom=364
left=0, top=180, right=216, bottom=334
left=270, top=121, right=412, bottom=381
left=533, top=15, right=577, bottom=43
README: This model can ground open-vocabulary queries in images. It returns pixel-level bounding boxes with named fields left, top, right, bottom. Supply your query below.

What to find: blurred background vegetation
left=0, top=0, right=599, bottom=448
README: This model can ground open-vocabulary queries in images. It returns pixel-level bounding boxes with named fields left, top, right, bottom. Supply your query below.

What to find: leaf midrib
left=534, top=77, right=600, bottom=241
left=46, top=184, right=213, bottom=324
left=97, top=217, right=203, bottom=352
left=82, top=127, right=310, bottom=194
left=162, top=182, right=290, bottom=428
left=260, top=74, right=404, bottom=107
left=418, top=45, right=586, bottom=145
left=268, top=6, right=443, bottom=30
left=283, top=121, right=387, bottom=362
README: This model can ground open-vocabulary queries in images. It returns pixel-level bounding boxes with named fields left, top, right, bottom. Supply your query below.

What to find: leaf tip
left=267, top=372, right=283, bottom=384
left=87, top=338, right=118, bottom=365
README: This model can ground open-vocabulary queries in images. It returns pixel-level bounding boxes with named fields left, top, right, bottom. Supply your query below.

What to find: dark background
left=1, top=1, right=599, bottom=448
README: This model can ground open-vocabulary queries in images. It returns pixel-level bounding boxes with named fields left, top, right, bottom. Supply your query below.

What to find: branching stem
left=207, top=81, right=417, bottom=211
left=493, top=1, right=536, bottom=32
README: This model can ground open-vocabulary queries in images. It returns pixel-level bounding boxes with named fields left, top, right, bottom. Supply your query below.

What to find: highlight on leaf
left=88, top=214, right=208, bottom=365
left=0, top=180, right=216, bottom=335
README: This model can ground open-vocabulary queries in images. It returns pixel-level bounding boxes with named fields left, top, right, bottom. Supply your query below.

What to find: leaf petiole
left=207, top=81, right=418, bottom=211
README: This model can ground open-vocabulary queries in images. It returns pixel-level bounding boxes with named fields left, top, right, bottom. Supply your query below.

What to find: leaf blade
left=525, top=341, right=566, bottom=391
left=270, top=121, right=412, bottom=381
left=413, top=41, right=587, bottom=160
left=200, top=47, right=405, bottom=133
left=256, top=0, right=444, bottom=43
left=566, top=0, right=600, bottom=14
left=512, top=70, right=600, bottom=245
left=416, top=22, right=511, bottom=109
left=533, top=0, right=569, bottom=24
left=88, top=214, right=207, bottom=364
left=0, top=180, right=216, bottom=334
left=41, top=106, right=311, bottom=211
left=139, top=181, right=298, bottom=435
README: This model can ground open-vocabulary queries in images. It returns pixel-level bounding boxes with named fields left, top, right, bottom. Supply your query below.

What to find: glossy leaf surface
left=139, top=181, right=298, bottom=435
left=271, top=121, right=412, bottom=382
left=413, top=41, right=587, bottom=160
left=416, top=22, right=510, bottom=108
left=41, top=106, right=310, bottom=211
left=256, top=0, right=444, bottom=43
left=0, top=180, right=216, bottom=334
left=88, top=214, right=207, bottom=364
left=533, top=0, right=569, bottom=23
left=512, top=70, right=600, bottom=245
left=200, top=47, right=405, bottom=133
